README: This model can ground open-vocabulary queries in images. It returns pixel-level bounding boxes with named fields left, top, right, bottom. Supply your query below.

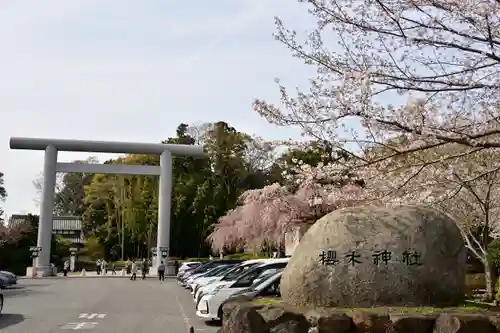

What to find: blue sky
left=1, top=1, right=316, bottom=217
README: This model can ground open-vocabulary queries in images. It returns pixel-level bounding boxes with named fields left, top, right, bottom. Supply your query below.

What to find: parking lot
left=0, top=277, right=219, bottom=333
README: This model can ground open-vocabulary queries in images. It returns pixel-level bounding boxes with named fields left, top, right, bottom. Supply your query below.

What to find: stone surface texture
left=220, top=302, right=500, bottom=333
left=280, top=205, right=466, bottom=308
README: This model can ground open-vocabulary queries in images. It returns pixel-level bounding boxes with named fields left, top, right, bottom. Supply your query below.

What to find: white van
left=196, top=263, right=286, bottom=321
left=193, top=258, right=287, bottom=304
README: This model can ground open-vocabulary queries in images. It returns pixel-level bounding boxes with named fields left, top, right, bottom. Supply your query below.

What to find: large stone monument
left=280, top=205, right=466, bottom=308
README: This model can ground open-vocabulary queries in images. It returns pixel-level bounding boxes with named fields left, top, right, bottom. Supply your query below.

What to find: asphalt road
left=0, top=277, right=219, bottom=333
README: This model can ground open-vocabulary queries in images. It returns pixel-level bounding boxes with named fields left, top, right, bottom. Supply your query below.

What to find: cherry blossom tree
left=296, top=141, right=500, bottom=299
left=207, top=145, right=365, bottom=253
left=254, top=0, right=500, bottom=184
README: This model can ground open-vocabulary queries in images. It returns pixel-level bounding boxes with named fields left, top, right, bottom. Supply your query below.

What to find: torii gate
left=9, top=137, right=204, bottom=276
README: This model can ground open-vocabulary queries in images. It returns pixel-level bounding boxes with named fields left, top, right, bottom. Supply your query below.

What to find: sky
left=0, top=0, right=317, bottom=218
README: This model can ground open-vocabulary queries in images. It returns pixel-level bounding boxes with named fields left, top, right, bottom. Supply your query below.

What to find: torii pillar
left=9, top=137, right=204, bottom=276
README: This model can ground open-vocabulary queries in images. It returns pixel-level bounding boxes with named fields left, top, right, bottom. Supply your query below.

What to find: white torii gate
left=9, top=137, right=204, bottom=276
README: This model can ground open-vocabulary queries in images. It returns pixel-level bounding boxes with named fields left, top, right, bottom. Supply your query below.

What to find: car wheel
left=217, top=305, right=224, bottom=325
left=0, top=295, right=3, bottom=315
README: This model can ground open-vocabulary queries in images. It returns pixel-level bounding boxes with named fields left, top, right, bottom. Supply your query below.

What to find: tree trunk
left=483, top=257, right=497, bottom=301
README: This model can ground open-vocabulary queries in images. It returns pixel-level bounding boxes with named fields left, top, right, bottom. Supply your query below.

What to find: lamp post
left=30, top=246, right=42, bottom=278
left=69, top=247, right=78, bottom=272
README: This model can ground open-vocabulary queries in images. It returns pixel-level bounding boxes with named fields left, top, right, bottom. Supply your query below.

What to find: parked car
left=178, top=262, right=201, bottom=275
left=0, top=271, right=17, bottom=285
left=225, top=270, right=282, bottom=302
left=0, top=289, right=3, bottom=314
left=218, top=271, right=283, bottom=323
left=178, top=260, right=242, bottom=286
left=0, top=275, right=10, bottom=289
left=193, top=259, right=278, bottom=303
left=185, top=265, right=234, bottom=290
left=196, top=266, right=286, bottom=321
left=194, top=258, right=288, bottom=306
left=188, top=264, right=236, bottom=293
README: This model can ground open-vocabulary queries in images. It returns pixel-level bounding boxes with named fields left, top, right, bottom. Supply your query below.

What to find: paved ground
left=0, top=277, right=219, bottom=333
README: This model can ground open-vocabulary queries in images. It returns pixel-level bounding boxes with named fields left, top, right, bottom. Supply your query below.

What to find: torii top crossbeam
left=9, top=137, right=204, bottom=155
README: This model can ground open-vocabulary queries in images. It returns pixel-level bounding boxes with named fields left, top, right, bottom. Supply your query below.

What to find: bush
left=182, top=257, right=210, bottom=262
left=224, top=253, right=270, bottom=260
left=75, top=260, right=97, bottom=272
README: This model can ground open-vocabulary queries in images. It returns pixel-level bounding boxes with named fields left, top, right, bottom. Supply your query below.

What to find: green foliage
left=224, top=252, right=270, bottom=260
left=67, top=122, right=275, bottom=260
left=50, top=235, right=73, bottom=267
left=488, top=238, right=500, bottom=268
left=182, top=257, right=211, bottom=262
left=496, top=277, right=500, bottom=301
left=82, top=236, right=105, bottom=260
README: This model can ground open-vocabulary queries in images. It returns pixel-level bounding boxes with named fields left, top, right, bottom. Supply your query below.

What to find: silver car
left=0, top=271, right=17, bottom=285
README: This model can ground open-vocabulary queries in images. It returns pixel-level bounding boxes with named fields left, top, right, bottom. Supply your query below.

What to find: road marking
left=79, top=313, right=106, bottom=319
left=175, top=295, right=191, bottom=329
left=61, top=322, right=99, bottom=330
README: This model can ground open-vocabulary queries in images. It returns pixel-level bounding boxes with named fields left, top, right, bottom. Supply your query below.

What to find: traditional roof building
left=8, top=214, right=31, bottom=228
left=8, top=214, right=84, bottom=245
left=52, top=216, right=84, bottom=245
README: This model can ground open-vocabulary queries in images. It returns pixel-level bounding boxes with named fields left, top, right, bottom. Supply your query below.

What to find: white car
left=189, top=264, right=235, bottom=293
left=185, top=267, right=220, bottom=288
left=178, top=261, right=201, bottom=275
left=196, top=266, right=285, bottom=321
left=192, top=259, right=273, bottom=301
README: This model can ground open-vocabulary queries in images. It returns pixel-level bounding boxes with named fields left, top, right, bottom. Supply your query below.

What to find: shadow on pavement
left=204, top=319, right=222, bottom=327
left=2, top=285, right=41, bottom=298
left=0, top=313, right=25, bottom=329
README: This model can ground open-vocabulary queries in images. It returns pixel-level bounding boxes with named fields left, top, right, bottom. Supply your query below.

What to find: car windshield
left=192, top=263, right=214, bottom=274
left=204, top=265, right=231, bottom=277
left=221, top=263, right=258, bottom=281
left=248, top=268, right=282, bottom=288
left=251, top=271, right=282, bottom=290
left=231, top=262, right=287, bottom=287
left=197, top=266, right=220, bottom=277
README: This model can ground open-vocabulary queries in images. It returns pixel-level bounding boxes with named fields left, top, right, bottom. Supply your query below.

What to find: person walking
left=142, top=259, right=149, bottom=280
left=63, top=260, right=70, bottom=277
left=101, top=259, right=107, bottom=275
left=111, top=262, right=116, bottom=275
left=96, top=259, right=101, bottom=275
left=126, top=259, right=131, bottom=275
left=130, top=260, right=137, bottom=281
left=174, top=259, right=180, bottom=275
left=157, top=260, right=165, bottom=282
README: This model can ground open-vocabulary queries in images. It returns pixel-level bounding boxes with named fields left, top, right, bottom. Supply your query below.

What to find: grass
left=251, top=298, right=494, bottom=314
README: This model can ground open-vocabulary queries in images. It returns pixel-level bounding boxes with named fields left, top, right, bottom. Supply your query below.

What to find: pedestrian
left=174, top=259, right=180, bottom=275
left=126, top=259, right=131, bottom=275
left=96, top=259, right=101, bottom=275
left=142, top=259, right=149, bottom=280
left=101, top=259, right=107, bottom=275
left=63, top=260, right=70, bottom=276
left=130, top=260, right=137, bottom=281
left=111, top=262, right=116, bottom=275
left=157, top=260, right=165, bottom=282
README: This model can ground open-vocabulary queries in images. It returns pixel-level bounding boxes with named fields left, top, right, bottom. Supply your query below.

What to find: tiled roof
left=52, top=216, right=82, bottom=231
left=8, top=214, right=83, bottom=232
left=8, top=214, right=30, bottom=228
